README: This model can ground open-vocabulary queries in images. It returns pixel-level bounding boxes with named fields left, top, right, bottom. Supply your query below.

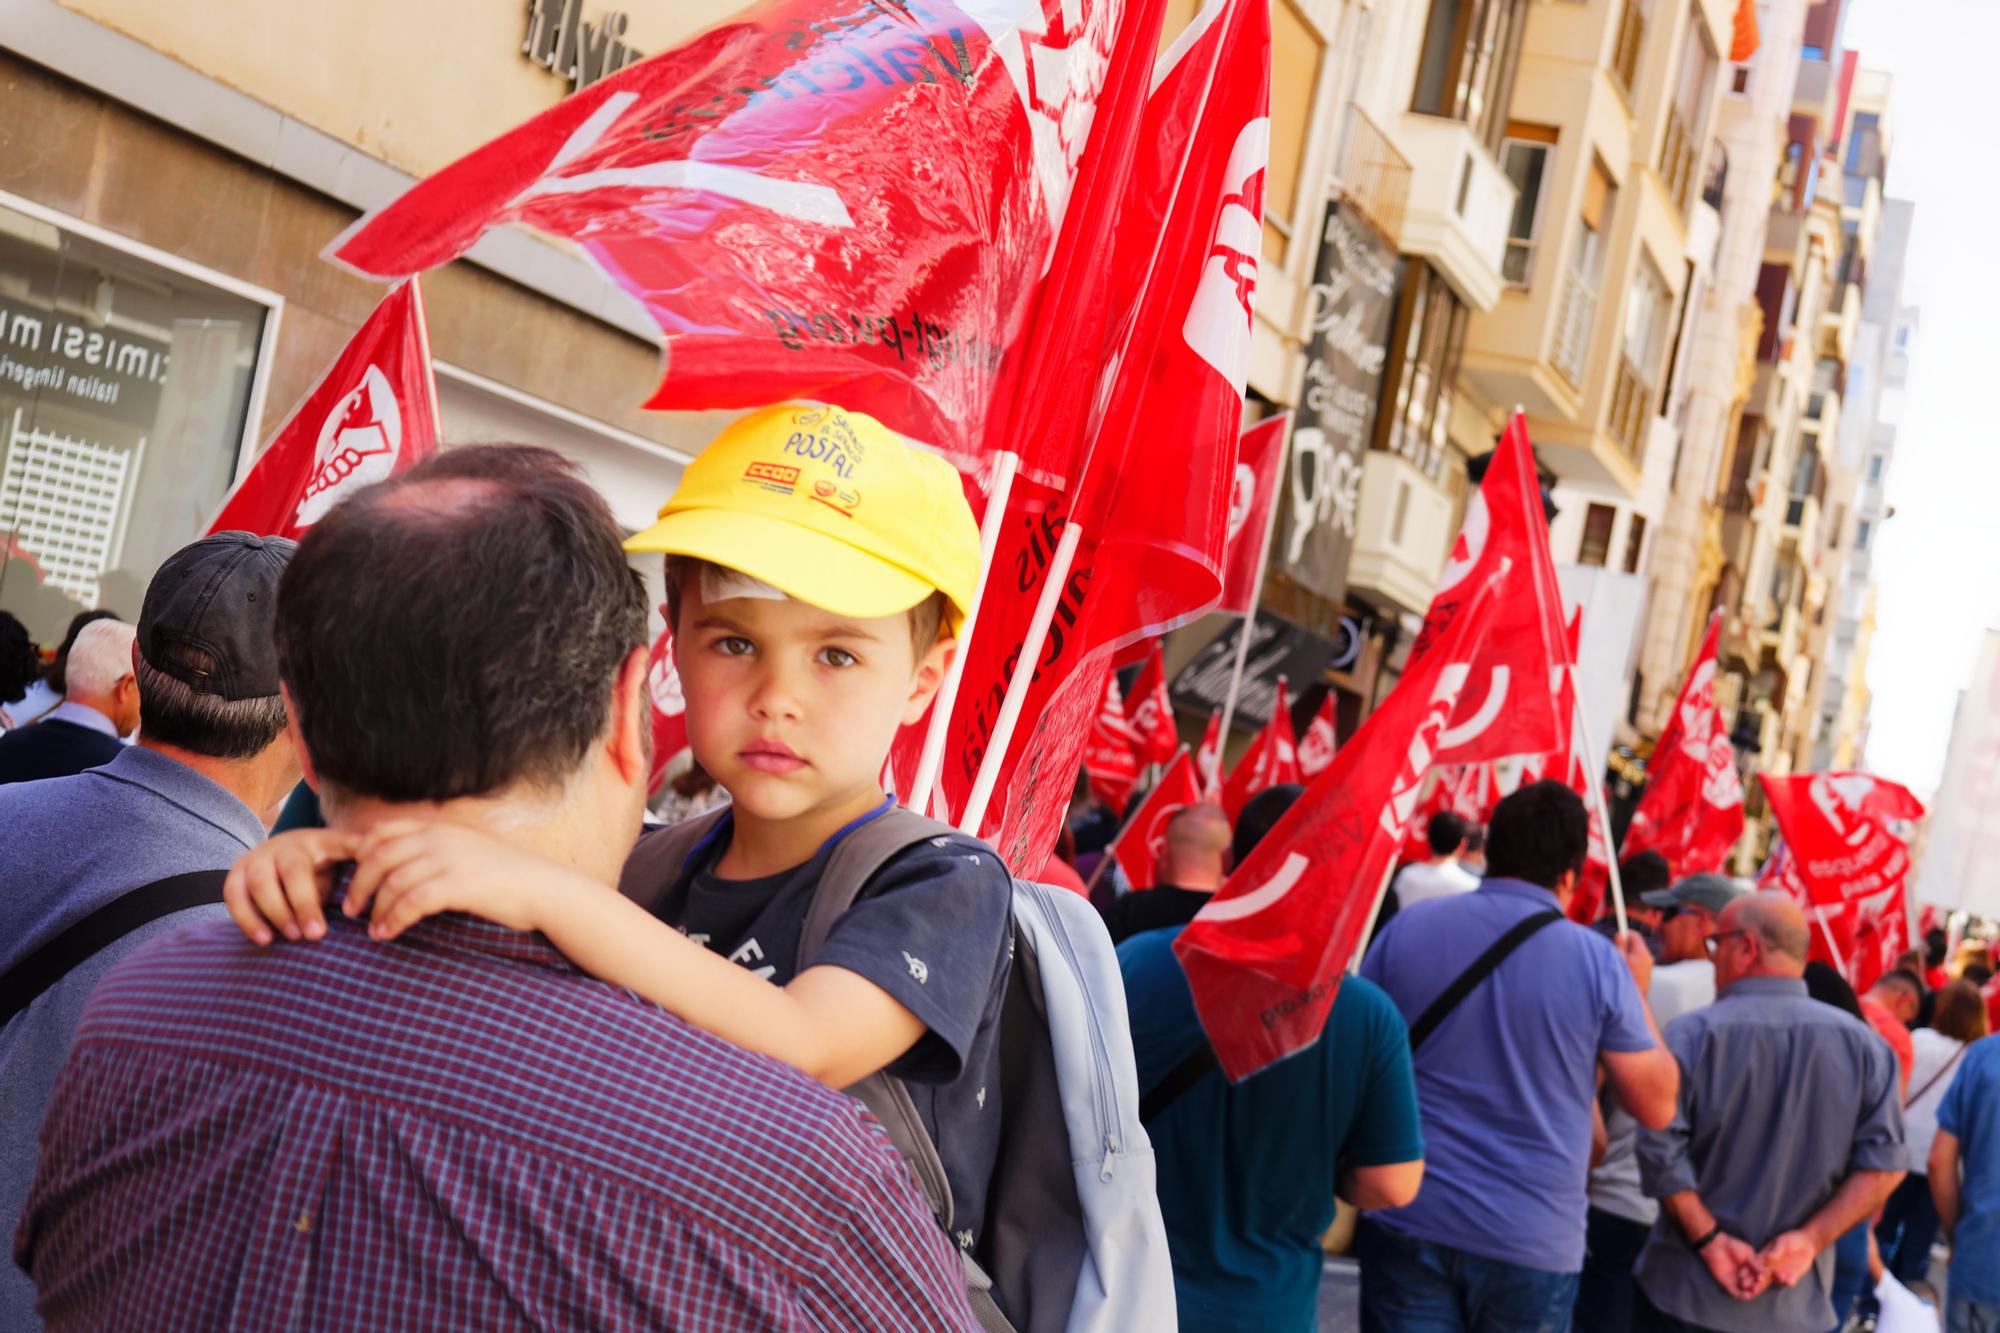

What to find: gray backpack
left=622, top=806, right=1176, bottom=1333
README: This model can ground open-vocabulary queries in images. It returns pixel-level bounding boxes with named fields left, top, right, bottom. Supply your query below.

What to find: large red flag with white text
left=208, top=282, right=439, bottom=539
left=1218, top=415, right=1289, bottom=613
left=1176, top=566, right=1505, bottom=1080
left=1129, top=642, right=1180, bottom=768
left=1622, top=614, right=1744, bottom=875
left=1219, top=676, right=1300, bottom=820
left=1402, top=413, right=1566, bottom=765
left=1761, top=772, right=1924, bottom=910
left=1109, top=749, right=1203, bottom=889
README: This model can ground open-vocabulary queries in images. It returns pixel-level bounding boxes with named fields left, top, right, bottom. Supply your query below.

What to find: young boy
left=227, top=403, right=1015, bottom=1258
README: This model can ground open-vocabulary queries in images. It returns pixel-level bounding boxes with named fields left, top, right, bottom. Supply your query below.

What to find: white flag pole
left=1816, top=908, right=1851, bottom=977
left=958, top=520, right=1085, bottom=835
left=1216, top=432, right=1290, bottom=747
left=1349, top=858, right=1401, bottom=976
left=1568, top=663, right=1629, bottom=939
left=908, top=450, right=1018, bottom=811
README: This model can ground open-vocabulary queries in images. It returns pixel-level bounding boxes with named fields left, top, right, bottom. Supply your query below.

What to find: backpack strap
left=1407, top=909, right=1563, bottom=1050
left=1139, top=1045, right=1218, bottom=1124
left=616, top=807, right=734, bottom=912
left=1, top=869, right=227, bottom=1026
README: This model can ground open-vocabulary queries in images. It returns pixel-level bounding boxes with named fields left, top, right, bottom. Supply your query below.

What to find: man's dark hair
left=45, top=608, right=117, bottom=691
left=1231, top=783, right=1304, bottom=867
left=1874, top=969, right=1924, bottom=1003
left=1619, top=850, right=1672, bottom=899
left=1926, top=927, right=1949, bottom=968
left=0, top=611, right=36, bottom=705
left=1804, top=961, right=1864, bottom=1020
left=1968, top=963, right=1996, bottom=987
left=276, top=445, right=648, bottom=803
left=1426, top=810, right=1470, bottom=858
left=1484, top=779, right=1589, bottom=888
left=136, top=642, right=288, bottom=758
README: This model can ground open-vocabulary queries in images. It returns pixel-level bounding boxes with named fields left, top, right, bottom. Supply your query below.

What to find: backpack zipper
left=1024, top=884, right=1122, bottom=1181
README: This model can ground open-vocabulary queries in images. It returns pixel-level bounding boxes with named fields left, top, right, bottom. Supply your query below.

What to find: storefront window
left=0, top=201, right=267, bottom=645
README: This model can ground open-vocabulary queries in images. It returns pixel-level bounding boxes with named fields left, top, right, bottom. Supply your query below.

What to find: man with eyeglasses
left=1581, top=874, right=1750, bottom=1332
left=1631, top=892, right=1905, bottom=1332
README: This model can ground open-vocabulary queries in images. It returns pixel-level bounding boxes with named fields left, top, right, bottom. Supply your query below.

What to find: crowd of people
left=2, top=401, right=1999, bottom=1333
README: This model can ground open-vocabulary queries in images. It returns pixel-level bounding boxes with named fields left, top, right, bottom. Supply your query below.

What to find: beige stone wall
left=54, top=0, right=745, bottom=177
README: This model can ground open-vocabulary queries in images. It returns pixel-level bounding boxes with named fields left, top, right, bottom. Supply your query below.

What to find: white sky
left=1840, top=0, right=2000, bottom=798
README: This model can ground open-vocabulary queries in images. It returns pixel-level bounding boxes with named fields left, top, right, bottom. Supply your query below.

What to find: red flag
left=1175, top=564, right=1505, bottom=1080
left=1621, top=614, right=1744, bottom=875
left=644, top=624, right=692, bottom=798
left=1297, top=693, right=1338, bottom=779
left=208, top=282, right=439, bottom=539
left=1129, top=643, right=1179, bottom=768
left=1084, top=673, right=1143, bottom=812
left=1109, top=749, right=1203, bottom=888
left=1761, top=772, right=1925, bottom=908
left=1195, top=707, right=1224, bottom=798
left=1218, top=415, right=1289, bottom=614
left=327, top=1, right=1162, bottom=472
left=1404, top=413, right=1566, bottom=765
left=1219, top=677, right=1300, bottom=820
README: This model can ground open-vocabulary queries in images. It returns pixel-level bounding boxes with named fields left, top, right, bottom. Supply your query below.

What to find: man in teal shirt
left=1120, top=924, right=1424, bottom=1332
left=1933, top=1035, right=2000, bottom=1333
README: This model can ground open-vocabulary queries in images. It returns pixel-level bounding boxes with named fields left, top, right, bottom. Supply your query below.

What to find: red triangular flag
left=1176, top=563, right=1507, bottom=1080
left=1405, top=413, right=1566, bottom=765
left=209, top=281, right=439, bottom=540
left=1108, top=750, right=1204, bottom=889
left=1297, top=694, right=1338, bottom=779
left=1219, top=676, right=1300, bottom=820
left=644, top=624, right=692, bottom=798
left=1622, top=613, right=1745, bottom=876
left=1218, top=415, right=1289, bottom=614
left=1195, top=707, right=1224, bottom=798
left=1084, top=673, right=1144, bottom=813
left=1129, top=643, right=1180, bottom=768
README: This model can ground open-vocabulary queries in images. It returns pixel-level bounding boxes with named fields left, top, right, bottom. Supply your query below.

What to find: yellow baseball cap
left=625, top=403, right=980, bottom=634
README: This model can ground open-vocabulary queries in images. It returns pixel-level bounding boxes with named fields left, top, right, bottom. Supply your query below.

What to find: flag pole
left=1216, top=431, right=1290, bottom=747
left=909, top=450, right=1018, bottom=811
left=1816, top=908, right=1850, bottom=977
left=1568, top=663, right=1629, bottom=938
left=959, top=519, right=1085, bottom=835
left=1349, top=857, right=1401, bottom=976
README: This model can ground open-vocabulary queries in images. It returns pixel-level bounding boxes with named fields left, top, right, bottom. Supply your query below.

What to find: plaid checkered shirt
left=15, top=910, right=976, bottom=1330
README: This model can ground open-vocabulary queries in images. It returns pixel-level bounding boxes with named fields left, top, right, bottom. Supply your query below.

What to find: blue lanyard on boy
left=678, top=794, right=900, bottom=877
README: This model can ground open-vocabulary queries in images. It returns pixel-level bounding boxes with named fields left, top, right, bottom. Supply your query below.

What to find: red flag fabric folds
left=1218, top=415, right=1288, bottom=614
left=1219, top=677, right=1299, bottom=820
left=1622, top=615, right=1744, bottom=876
left=1195, top=707, right=1224, bottom=798
left=1297, top=694, right=1338, bottom=779
left=1129, top=643, right=1180, bottom=768
left=1109, top=749, right=1203, bottom=889
left=208, top=282, right=439, bottom=540
left=1175, top=567, right=1504, bottom=1081
left=1761, top=772, right=1924, bottom=909
left=1084, top=673, right=1143, bottom=812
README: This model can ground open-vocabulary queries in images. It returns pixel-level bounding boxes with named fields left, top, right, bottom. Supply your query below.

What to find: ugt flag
left=1084, top=673, right=1143, bottom=812
left=1219, top=676, right=1300, bottom=820
left=1108, top=749, right=1203, bottom=889
left=1297, top=693, right=1338, bottom=779
left=1761, top=772, right=1924, bottom=909
left=1129, top=642, right=1180, bottom=768
left=1195, top=707, right=1224, bottom=797
left=1218, top=415, right=1289, bottom=614
left=208, top=282, right=439, bottom=539
left=1622, top=613, right=1744, bottom=875
left=1175, top=563, right=1506, bottom=1081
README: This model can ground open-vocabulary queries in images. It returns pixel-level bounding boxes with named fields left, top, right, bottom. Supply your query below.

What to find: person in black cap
left=0, top=531, right=298, bottom=1329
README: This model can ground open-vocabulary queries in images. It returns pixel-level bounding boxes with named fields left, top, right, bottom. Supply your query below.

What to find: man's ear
left=903, top=636, right=956, bottom=727
left=606, top=645, right=652, bottom=788
left=1553, top=866, right=1579, bottom=907
left=280, top=683, right=320, bottom=794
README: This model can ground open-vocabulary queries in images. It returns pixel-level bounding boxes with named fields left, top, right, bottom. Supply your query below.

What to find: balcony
left=1344, top=450, right=1457, bottom=615
left=1607, top=357, right=1654, bottom=468
left=1783, top=493, right=1822, bottom=552
left=1335, top=104, right=1411, bottom=242
left=1394, top=112, right=1518, bottom=312
left=1611, top=0, right=1646, bottom=99
left=1553, top=271, right=1600, bottom=388
left=1819, top=278, right=1861, bottom=362
left=1661, top=112, right=1698, bottom=218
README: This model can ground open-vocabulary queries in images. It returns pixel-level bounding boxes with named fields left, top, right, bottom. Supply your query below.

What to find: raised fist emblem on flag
left=1701, top=732, right=1743, bottom=810
left=1227, top=461, right=1257, bottom=540
left=1809, top=772, right=1886, bottom=845
left=297, top=365, right=403, bottom=526
left=1181, top=119, right=1269, bottom=392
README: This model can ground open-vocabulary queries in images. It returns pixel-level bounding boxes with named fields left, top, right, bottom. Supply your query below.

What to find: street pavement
left=1318, top=1256, right=1359, bottom=1330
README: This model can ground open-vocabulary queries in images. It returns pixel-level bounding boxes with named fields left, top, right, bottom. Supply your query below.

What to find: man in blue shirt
left=1359, top=779, right=1680, bottom=1331
left=1121, top=924, right=1423, bottom=1332
left=1933, top=1034, right=2000, bottom=1333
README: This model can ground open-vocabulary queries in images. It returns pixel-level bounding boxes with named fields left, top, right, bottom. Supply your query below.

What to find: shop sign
left=1278, top=201, right=1398, bottom=605
left=524, top=0, right=646, bottom=91
left=0, top=292, right=169, bottom=430
left=1170, top=610, right=1339, bottom=733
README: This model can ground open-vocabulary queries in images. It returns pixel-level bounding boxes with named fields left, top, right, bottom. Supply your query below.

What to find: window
left=1855, top=519, right=1872, bottom=550
left=1610, top=263, right=1671, bottom=461
left=1579, top=504, right=1617, bottom=567
left=1499, top=124, right=1557, bottom=285
left=1412, top=0, right=1529, bottom=149
left=1553, top=161, right=1615, bottom=385
left=1264, top=0, right=1326, bottom=263
left=1623, top=514, right=1648, bottom=573
left=1373, top=262, right=1468, bottom=482
left=1868, top=454, right=1885, bottom=484
left=1662, top=14, right=1718, bottom=214
left=1731, top=66, right=1751, bottom=93
left=0, top=200, right=271, bottom=645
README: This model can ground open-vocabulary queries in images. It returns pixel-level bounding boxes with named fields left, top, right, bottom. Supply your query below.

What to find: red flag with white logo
left=1760, top=772, right=1924, bottom=909
left=1129, top=642, right=1179, bottom=768
left=1175, top=564, right=1505, bottom=1081
left=1084, top=673, right=1143, bottom=812
left=644, top=624, right=692, bottom=797
left=1622, top=614, right=1744, bottom=876
left=1109, top=749, right=1203, bottom=888
left=208, top=281, right=439, bottom=540
left=1218, top=415, right=1288, bottom=614
left=1297, top=693, right=1338, bottom=779
left=1218, top=676, right=1299, bottom=821
left=1195, top=707, right=1224, bottom=798
left=1403, top=413, right=1566, bottom=766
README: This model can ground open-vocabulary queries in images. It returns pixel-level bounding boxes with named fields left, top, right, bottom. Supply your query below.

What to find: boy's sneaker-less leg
left=1356, top=1219, right=1472, bottom=1333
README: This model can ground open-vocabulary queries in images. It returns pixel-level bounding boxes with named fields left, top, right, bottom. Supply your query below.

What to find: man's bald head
left=1716, top=892, right=1809, bottom=988
left=1160, top=802, right=1232, bottom=890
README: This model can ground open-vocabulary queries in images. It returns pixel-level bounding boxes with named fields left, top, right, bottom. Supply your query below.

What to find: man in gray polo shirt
left=1635, top=891, right=1905, bottom=1332
left=0, top=532, right=299, bottom=1330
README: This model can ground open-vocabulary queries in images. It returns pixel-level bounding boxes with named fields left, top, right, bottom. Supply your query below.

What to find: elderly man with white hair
left=0, top=619, right=138, bottom=784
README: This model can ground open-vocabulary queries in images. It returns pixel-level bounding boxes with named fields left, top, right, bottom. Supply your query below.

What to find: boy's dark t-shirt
left=635, top=804, right=1014, bottom=1256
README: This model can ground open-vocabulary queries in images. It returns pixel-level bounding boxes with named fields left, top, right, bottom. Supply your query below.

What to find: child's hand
left=224, top=827, right=362, bottom=945
left=345, top=820, right=555, bottom=942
